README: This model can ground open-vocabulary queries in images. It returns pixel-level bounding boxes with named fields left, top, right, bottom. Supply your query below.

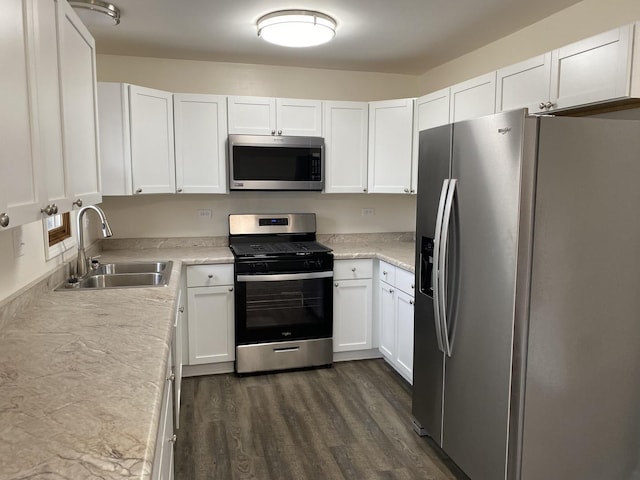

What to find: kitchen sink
left=56, top=261, right=173, bottom=290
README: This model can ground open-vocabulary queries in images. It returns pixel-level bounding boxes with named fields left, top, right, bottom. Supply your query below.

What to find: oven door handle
left=236, top=271, right=333, bottom=282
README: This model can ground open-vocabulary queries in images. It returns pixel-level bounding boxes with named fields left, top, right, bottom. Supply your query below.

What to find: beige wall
left=96, top=55, right=422, bottom=100
left=418, top=0, right=640, bottom=93
left=101, top=193, right=416, bottom=238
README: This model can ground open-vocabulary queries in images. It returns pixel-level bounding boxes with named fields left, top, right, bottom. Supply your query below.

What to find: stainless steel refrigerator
left=411, top=109, right=640, bottom=480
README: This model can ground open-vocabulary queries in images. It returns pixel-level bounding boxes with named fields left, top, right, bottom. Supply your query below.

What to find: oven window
left=245, top=279, right=326, bottom=329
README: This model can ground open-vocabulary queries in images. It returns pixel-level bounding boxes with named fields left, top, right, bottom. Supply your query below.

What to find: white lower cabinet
left=377, top=260, right=415, bottom=384
left=333, top=259, right=373, bottom=352
left=152, top=347, right=175, bottom=480
left=186, top=264, right=235, bottom=365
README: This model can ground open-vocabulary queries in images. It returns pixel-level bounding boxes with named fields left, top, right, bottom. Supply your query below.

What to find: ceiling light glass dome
left=257, top=10, right=336, bottom=48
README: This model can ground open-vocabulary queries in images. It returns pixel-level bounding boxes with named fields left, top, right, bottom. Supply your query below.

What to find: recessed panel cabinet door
left=56, top=0, right=101, bottom=207
left=395, top=290, right=414, bottom=384
left=174, top=93, right=228, bottom=194
left=450, top=72, right=496, bottom=123
left=333, top=278, right=373, bottom=352
left=129, top=85, right=175, bottom=194
left=496, top=53, right=552, bottom=114
left=378, top=281, right=396, bottom=361
left=323, top=101, right=368, bottom=193
left=0, top=0, right=41, bottom=230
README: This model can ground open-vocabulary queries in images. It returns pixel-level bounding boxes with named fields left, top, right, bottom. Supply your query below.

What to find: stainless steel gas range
left=228, top=213, right=334, bottom=374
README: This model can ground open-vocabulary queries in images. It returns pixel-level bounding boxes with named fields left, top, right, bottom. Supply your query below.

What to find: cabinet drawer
left=378, top=260, right=396, bottom=285
left=334, top=259, right=373, bottom=280
left=396, top=268, right=415, bottom=296
left=187, top=264, right=234, bottom=287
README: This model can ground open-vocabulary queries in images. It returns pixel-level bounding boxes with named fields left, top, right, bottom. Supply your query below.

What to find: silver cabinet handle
left=169, top=434, right=177, bottom=443
left=389, top=289, right=394, bottom=294
left=73, top=199, right=83, bottom=208
left=271, top=130, right=276, bottom=135
left=410, top=189, right=415, bottom=193
left=545, top=101, right=555, bottom=110
left=41, top=205, right=55, bottom=216
left=178, top=306, right=185, bottom=313
left=228, top=287, right=233, bottom=292
left=277, top=130, right=282, bottom=135
left=0, top=213, right=9, bottom=228
left=168, top=371, right=175, bottom=382
left=135, top=188, right=142, bottom=194
left=351, top=267, right=356, bottom=272
left=177, top=188, right=183, bottom=193
left=411, top=284, right=414, bottom=289
left=409, top=299, right=414, bottom=305
left=334, top=282, right=339, bottom=287
left=404, top=188, right=409, bottom=193
left=363, top=188, right=367, bottom=192
left=539, top=102, right=546, bottom=109
left=382, top=271, right=388, bottom=276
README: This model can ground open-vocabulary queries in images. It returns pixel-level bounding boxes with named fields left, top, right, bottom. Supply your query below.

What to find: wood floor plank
left=175, top=359, right=469, bottom=480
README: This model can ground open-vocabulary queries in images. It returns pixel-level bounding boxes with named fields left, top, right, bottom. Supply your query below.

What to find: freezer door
left=411, top=124, right=452, bottom=445
left=521, top=117, right=640, bottom=480
left=442, top=110, right=527, bottom=480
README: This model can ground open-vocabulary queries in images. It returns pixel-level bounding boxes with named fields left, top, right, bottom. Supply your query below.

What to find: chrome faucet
left=76, top=205, right=113, bottom=278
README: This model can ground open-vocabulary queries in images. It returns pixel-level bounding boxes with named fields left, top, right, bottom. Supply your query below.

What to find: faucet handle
left=89, top=255, right=101, bottom=269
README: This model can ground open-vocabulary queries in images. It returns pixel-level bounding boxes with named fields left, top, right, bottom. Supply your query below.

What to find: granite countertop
left=0, top=240, right=414, bottom=479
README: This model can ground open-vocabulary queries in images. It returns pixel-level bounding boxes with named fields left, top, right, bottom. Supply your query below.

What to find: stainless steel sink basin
left=56, top=261, right=173, bottom=290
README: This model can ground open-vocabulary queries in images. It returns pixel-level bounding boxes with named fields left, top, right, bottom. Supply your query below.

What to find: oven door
left=235, top=271, right=333, bottom=345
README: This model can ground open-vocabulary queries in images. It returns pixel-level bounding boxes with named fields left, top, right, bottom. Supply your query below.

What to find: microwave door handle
left=432, top=179, right=450, bottom=354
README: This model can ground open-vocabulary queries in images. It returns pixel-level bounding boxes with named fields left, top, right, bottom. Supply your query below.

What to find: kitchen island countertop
left=0, top=240, right=413, bottom=479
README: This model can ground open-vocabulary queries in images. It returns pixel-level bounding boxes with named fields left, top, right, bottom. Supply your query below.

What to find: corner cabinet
left=185, top=264, right=235, bottom=365
left=377, top=260, right=414, bottom=384
left=367, top=98, right=414, bottom=194
left=173, top=93, right=228, bottom=194
left=333, top=259, right=373, bottom=352
left=227, top=96, right=322, bottom=136
left=323, top=101, right=369, bottom=193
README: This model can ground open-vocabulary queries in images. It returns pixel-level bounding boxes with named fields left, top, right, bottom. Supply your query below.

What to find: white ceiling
left=82, top=0, right=583, bottom=75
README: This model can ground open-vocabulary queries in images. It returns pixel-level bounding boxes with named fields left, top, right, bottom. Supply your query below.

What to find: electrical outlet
left=197, top=209, right=212, bottom=220
left=361, top=208, right=375, bottom=217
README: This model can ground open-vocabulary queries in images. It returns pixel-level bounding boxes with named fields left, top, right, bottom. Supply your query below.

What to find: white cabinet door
left=152, top=348, right=175, bottom=480
left=173, top=287, right=185, bottom=430
left=550, top=25, right=633, bottom=110
left=97, top=82, right=132, bottom=195
left=496, top=53, right=552, bottom=114
left=174, top=93, right=228, bottom=194
left=412, top=89, right=451, bottom=194
left=276, top=98, right=322, bottom=136
left=228, top=96, right=322, bottom=136
left=227, top=96, right=276, bottom=135
left=56, top=0, right=101, bottom=207
left=378, top=281, right=396, bottom=361
left=129, top=85, right=175, bottom=194
left=395, top=290, right=414, bottom=384
left=0, top=0, right=42, bottom=230
left=450, top=72, right=496, bottom=123
left=187, top=285, right=234, bottom=365
left=33, top=0, right=70, bottom=216
left=368, top=99, right=414, bottom=194
left=323, top=101, right=368, bottom=193
left=333, top=278, right=373, bottom=352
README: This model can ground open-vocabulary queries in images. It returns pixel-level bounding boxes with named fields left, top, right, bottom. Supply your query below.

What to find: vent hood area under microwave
left=228, top=134, right=324, bottom=191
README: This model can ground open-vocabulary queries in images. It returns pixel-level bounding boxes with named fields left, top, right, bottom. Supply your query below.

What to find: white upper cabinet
left=227, top=96, right=322, bottom=136
left=97, top=82, right=132, bottom=195
left=173, top=93, right=228, bottom=194
left=412, top=88, right=451, bottom=194
left=323, top=101, right=368, bottom=193
left=450, top=72, right=496, bottom=123
left=129, top=85, right=175, bottom=194
left=0, top=0, right=42, bottom=230
left=368, top=98, right=414, bottom=194
left=56, top=0, right=101, bottom=208
left=550, top=24, right=635, bottom=111
left=496, top=53, right=552, bottom=114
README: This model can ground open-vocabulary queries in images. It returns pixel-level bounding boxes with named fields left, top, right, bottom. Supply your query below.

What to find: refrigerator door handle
left=432, top=179, right=450, bottom=354
left=439, top=178, right=457, bottom=357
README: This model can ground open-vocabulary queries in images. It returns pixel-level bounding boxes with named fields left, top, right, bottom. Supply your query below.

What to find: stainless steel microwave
left=228, top=134, right=324, bottom=191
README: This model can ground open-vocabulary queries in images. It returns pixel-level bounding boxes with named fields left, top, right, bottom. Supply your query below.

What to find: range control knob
left=251, top=262, right=268, bottom=273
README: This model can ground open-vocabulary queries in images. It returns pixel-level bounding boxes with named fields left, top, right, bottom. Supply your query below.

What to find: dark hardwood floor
left=175, top=359, right=469, bottom=480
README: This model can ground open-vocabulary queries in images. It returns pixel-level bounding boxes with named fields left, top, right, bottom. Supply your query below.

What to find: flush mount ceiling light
left=257, top=10, right=336, bottom=48
left=69, top=0, right=121, bottom=26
